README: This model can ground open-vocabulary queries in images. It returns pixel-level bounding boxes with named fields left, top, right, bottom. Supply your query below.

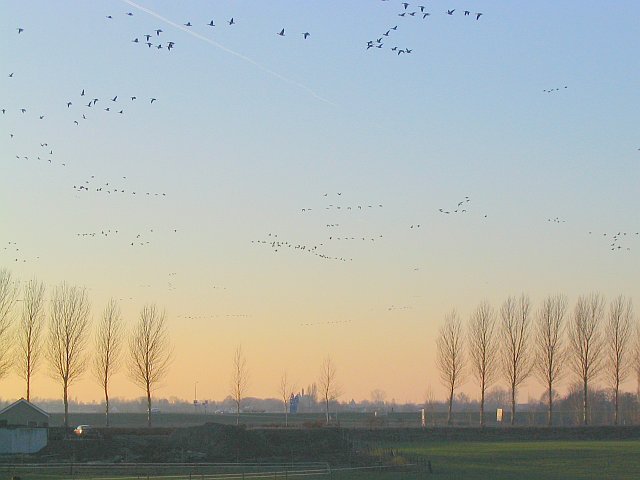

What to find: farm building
left=0, top=398, right=49, bottom=454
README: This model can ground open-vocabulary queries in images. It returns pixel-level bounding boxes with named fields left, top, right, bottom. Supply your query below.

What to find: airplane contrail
left=119, top=0, right=337, bottom=107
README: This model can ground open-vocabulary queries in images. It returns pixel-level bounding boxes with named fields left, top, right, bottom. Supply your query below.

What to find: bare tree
left=229, top=345, right=249, bottom=425
left=279, top=371, right=296, bottom=427
left=371, top=389, right=387, bottom=409
left=534, top=294, right=567, bottom=426
left=318, top=356, right=340, bottom=425
left=568, top=293, right=605, bottom=425
left=129, top=304, right=172, bottom=427
left=0, top=269, right=18, bottom=381
left=500, top=294, right=532, bottom=425
left=437, top=310, right=465, bottom=426
left=47, top=282, right=91, bottom=429
left=15, top=278, right=46, bottom=401
left=605, top=295, right=634, bottom=425
left=467, top=301, right=499, bottom=427
left=93, top=298, right=124, bottom=427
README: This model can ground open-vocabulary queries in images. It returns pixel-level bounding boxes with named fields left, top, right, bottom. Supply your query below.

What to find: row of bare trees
left=0, top=268, right=172, bottom=428
left=437, top=293, right=638, bottom=426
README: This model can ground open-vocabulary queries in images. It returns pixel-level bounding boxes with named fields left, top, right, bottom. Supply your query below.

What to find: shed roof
left=0, top=398, right=50, bottom=418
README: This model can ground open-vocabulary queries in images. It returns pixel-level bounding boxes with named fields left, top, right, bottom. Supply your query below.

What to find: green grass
left=384, top=439, right=640, bottom=479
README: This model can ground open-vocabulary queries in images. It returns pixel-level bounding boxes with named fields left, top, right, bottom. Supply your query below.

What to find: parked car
left=73, top=425, right=94, bottom=437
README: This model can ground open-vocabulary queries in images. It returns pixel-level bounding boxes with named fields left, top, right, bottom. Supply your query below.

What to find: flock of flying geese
left=367, top=2, right=484, bottom=55
left=106, top=10, right=311, bottom=54
left=74, top=227, right=179, bottom=248
left=72, top=174, right=167, bottom=198
left=3, top=7, right=638, bottom=303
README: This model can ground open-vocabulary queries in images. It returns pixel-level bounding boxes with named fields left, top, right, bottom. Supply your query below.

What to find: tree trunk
left=105, top=384, right=110, bottom=427
left=582, top=378, right=588, bottom=425
left=614, top=380, right=619, bottom=426
left=325, top=398, right=330, bottom=425
left=26, top=373, right=31, bottom=402
left=146, top=383, right=152, bottom=427
left=510, top=385, right=516, bottom=426
left=479, top=387, right=485, bottom=427
left=63, top=381, right=69, bottom=431
left=447, top=386, right=454, bottom=426
left=547, top=384, right=553, bottom=427
left=236, top=402, right=240, bottom=426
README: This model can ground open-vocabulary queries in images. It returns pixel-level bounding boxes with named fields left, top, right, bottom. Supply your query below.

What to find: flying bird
left=184, top=22, right=192, bottom=27
left=208, top=20, right=215, bottom=26
left=155, top=29, right=163, bottom=35
left=17, top=27, right=24, bottom=33
left=447, top=9, right=455, bottom=15
left=228, top=18, right=235, bottom=25
left=302, top=32, right=310, bottom=39
left=277, top=28, right=285, bottom=36
left=476, top=12, right=483, bottom=20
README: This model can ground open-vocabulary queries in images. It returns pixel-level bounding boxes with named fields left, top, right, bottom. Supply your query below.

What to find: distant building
left=0, top=398, right=49, bottom=454
left=290, top=393, right=300, bottom=414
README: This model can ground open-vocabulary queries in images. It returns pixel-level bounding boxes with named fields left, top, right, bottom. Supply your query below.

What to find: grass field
left=382, top=439, right=640, bottom=479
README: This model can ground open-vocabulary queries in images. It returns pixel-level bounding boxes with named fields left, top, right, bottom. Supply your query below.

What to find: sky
left=1, top=0, right=639, bottom=406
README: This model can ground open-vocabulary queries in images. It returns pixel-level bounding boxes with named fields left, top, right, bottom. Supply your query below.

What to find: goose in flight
left=208, top=20, right=215, bottom=26
left=277, top=28, right=285, bottom=36
left=228, top=18, right=235, bottom=25
left=447, top=9, right=455, bottom=15
left=302, top=32, right=310, bottom=39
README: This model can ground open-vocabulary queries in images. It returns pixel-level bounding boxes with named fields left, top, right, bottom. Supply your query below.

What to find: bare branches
left=500, top=294, right=532, bottom=425
left=93, top=298, right=124, bottom=426
left=0, top=268, right=18, bottom=380
left=46, top=282, right=91, bottom=428
left=534, top=294, right=567, bottom=426
left=230, top=345, right=249, bottom=425
left=318, top=356, right=341, bottom=425
left=129, top=304, right=172, bottom=427
left=15, top=277, right=46, bottom=400
left=437, top=310, right=465, bottom=425
left=568, top=292, right=605, bottom=425
left=605, top=295, right=634, bottom=425
left=467, top=301, right=498, bottom=426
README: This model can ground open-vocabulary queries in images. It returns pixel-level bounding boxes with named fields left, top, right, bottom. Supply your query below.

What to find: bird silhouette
left=208, top=20, right=215, bottom=26
left=277, top=28, right=285, bottom=36
left=228, top=18, right=235, bottom=25
left=302, top=32, right=310, bottom=39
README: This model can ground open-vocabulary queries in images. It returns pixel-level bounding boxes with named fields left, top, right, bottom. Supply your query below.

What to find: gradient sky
left=1, top=0, right=638, bottom=406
